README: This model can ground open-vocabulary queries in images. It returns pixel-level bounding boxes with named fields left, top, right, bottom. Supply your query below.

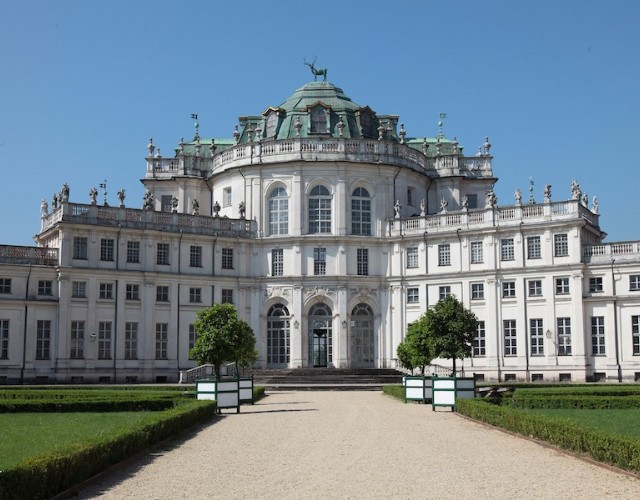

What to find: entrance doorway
left=308, top=303, right=332, bottom=367
left=350, top=304, right=374, bottom=368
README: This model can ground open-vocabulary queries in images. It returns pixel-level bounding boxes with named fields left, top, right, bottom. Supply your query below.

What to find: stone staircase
left=244, top=368, right=404, bottom=391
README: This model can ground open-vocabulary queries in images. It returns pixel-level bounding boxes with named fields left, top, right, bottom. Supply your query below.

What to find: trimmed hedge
left=457, top=398, right=640, bottom=474
left=0, top=398, right=176, bottom=413
left=506, top=395, right=640, bottom=410
left=0, top=399, right=217, bottom=500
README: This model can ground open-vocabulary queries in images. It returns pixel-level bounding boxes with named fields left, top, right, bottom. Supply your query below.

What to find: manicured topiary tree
left=425, top=294, right=478, bottom=376
left=189, top=303, right=257, bottom=378
left=396, top=319, right=435, bottom=375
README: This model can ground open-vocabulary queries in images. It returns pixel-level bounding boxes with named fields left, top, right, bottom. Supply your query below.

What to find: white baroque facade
left=1, top=80, right=640, bottom=384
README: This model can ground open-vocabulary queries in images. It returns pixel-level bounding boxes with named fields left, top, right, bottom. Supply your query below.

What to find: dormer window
left=310, top=106, right=327, bottom=134
left=359, top=109, right=376, bottom=138
left=265, top=111, right=278, bottom=138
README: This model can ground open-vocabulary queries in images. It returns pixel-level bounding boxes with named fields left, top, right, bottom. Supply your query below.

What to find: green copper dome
left=235, top=81, right=399, bottom=143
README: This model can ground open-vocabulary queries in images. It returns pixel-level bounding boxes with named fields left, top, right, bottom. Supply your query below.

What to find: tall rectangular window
left=591, top=316, right=605, bottom=355
left=554, top=234, right=569, bottom=257
left=530, top=318, right=544, bottom=356
left=36, top=320, right=51, bottom=359
left=155, top=323, right=168, bottom=359
left=502, top=281, right=516, bottom=298
left=221, top=289, right=234, bottom=304
left=555, top=277, right=570, bottom=295
left=633, top=316, right=640, bottom=355
left=407, top=287, right=419, bottom=304
left=72, top=281, right=87, bottom=298
left=314, top=248, right=326, bottom=276
left=470, top=241, right=483, bottom=264
left=99, top=282, right=113, bottom=299
left=438, top=244, right=451, bottom=266
left=98, top=321, right=112, bottom=359
left=0, top=319, right=9, bottom=359
left=189, top=287, right=202, bottom=303
left=630, top=275, right=640, bottom=291
left=473, top=321, right=486, bottom=356
left=471, top=283, right=484, bottom=300
left=161, top=195, right=172, bottom=212
left=222, top=248, right=234, bottom=269
left=125, top=322, right=138, bottom=360
left=73, top=237, right=88, bottom=260
left=528, top=280, right=543, bottom=297
left=504, top=320, right=517, bottom=356
left=272, top=249, right=283, bottom=276
left=589, top=277, right=603, bottom=293
left=70, top=321, right=84, bottom=359
left=223, top=187, right=232, bottom=207
left=0, top=278, right=11, bottom=294
left=190, top=245, right=202, bottom=268
left=100, top=238, right=114, bottom=261
left=156, top=285, right=169, bottom=302
left=527, top=236, right=541, bottom=259
left=127, top=241, right=140, bottom=263
left=557, top=317, right=572, bottom=355
left=125, top=284, right=140, bottom=301
left=406, top=247, right=419, bottom=269
left=38, top=280, right=53, bottom=296
left=439, top=286, right=451, bottom=300
left=357, top=248, right=368, bottom=276
left=501, top=238, right=515, bottom=261
left=157, top=243, right=170, bottom=265
left=189, top=324, right=197, bottom=359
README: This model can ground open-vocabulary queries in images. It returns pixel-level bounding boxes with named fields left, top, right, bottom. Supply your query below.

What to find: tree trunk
left=452, top=357, right=457, bottom=377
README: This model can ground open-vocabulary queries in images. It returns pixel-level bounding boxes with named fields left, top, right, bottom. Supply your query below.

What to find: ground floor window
left=473, top=321, right=485, bottom=356
left=267, top=304, right=290, bottom=367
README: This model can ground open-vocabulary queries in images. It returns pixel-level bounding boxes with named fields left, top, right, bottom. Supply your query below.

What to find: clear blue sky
left=1, top=0, right=638, bottom=246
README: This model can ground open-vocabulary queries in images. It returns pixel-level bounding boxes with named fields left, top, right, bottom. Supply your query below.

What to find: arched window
left=310, top=107, right=327, bottom=133
left=268, top=187, right=289, bottom=236
left=351, top=187, right=371, bottom=235
left=351, top=304, right=374, bottom=367
left=267, top=304, right=290, bottom=367
left=309, top=303, right=333, bottom=367
left=308, top=185, right=331, bottom=234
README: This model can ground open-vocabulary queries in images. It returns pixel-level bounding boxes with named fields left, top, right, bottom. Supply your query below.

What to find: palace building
left=1, top=77, right=639, bottom=384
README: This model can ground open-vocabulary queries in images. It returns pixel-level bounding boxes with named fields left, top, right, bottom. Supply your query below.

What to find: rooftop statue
left=304, top=57, right=327, bottom=82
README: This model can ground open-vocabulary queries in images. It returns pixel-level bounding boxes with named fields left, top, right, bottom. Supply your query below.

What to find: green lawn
left=0, top=411, right=155, bottom=469
left=524, top=408, right=640, bottom=438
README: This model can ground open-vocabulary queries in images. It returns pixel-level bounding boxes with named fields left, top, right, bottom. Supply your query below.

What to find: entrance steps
left=245, top=368, right=404, bottom=391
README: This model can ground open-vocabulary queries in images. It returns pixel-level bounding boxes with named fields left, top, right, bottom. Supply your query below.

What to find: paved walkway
left=77, top=391, right=640, bottom=499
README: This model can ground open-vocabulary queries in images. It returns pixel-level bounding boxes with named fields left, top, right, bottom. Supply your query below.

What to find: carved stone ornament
left=305, top=286, right=336, bottom=300
left=265, top=287, right=290, bottom=298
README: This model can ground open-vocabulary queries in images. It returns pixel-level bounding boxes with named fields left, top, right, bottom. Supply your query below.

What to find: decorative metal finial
left=99, top=179, right=108, bottom=206
left=529, top=177, right=535, bottom=204
left=191, top=113, right=199, bottom=141
left=438, top=113, right=446, bottom=139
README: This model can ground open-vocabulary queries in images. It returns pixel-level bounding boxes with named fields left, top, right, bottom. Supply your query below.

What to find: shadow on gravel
left=234, top=408, right=319, bottom=415
left=68, top=416, right=224, bottom=499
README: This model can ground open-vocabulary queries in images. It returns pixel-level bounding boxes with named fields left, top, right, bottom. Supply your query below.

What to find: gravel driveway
left=77, top=391, right=640, bottom=499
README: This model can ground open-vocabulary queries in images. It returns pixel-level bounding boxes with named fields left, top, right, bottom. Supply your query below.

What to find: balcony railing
left=583, top=241, right=640, bottom=263
left=0, top=245, right=58, bottom=266
left=145, top=137, right=493, bottom=179
left=389, top=200, right=599, bottom=236
left=40, top=203, right=257, bottom=238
